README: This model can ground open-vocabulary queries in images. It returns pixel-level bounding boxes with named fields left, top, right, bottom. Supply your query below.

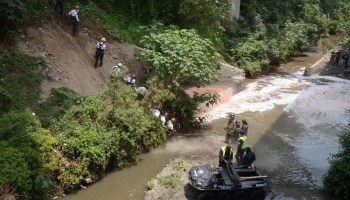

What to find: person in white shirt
left=95, top=37, right=106, bottom=68
left=167, top=118, right=176, bottom=135
left=68, top=6, right=79, bottom=36
left=112, top=63, right=123, bottom=74
left=123, top=74, right=136, bottom=86
left=150, top=108, right=161, bottom=118
left=160, top=112, right=169, bottom=125
left=135, top=85, right=148, bottom=100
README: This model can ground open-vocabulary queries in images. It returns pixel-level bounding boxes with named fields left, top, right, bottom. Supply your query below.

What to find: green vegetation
left=1, top=0, right=350, bottom=199
left=146, top=179, right=156, bottom=191
left=171, top=160, right=191, bottom=171
left=35, top=87, right=82, bottom=128
left=0, top=50, right=168, bottom=197
left=0, top=49, right=44, bottom=113
left=137, top=25, right=222, bottom=88
left=323, top=132, right=350, bottom=199
left=159, top=173, right=182, bottom=189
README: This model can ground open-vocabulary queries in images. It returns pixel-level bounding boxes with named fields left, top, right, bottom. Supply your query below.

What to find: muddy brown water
left=64, top=48, right=348, bottom=200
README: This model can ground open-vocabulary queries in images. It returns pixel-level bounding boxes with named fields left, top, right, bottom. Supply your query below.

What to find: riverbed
left=64, top=50, right=350, bottom=200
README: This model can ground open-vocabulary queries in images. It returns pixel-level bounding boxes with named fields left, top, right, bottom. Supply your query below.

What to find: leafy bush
left=35, top=87, right=82, bottom=128
left=51, top=78, right=167, bottom=190
left=0, top=111, right=60, bottom=198
left=0, top=0, right=26, bottom=36
left=283, top=20, right=310, bottom=55
left=0, top=49, right=43, bottom=114
left=137, top=26, right=222, bottom=88
left=159, top=173, right=182, bottom=189
left=240, top=61, right=262, bottom=77
left=171, top=160, right=190, bottom=171
left=323, top=132, right=350, bottom=199
left=321, top=1, right=350, bottom=35
left=0, top=141, right=31, bottom=195
left=146, top=179, right=155, bottom=190
left=58, top=158, right=90, bottom=191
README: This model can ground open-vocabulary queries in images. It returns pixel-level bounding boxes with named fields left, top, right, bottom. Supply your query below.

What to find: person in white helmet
left=112, top=63, right=123, bottom=74
left=95, top=37, right=106, bottom=68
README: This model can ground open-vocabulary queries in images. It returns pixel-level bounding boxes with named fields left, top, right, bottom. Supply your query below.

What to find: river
left=64, top=50, right=350, bottom=200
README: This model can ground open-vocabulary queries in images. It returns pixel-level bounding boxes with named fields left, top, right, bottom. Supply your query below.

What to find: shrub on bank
left=323, top=132, right=350, bottom=199
left=52, top=78, right=167, bottom=191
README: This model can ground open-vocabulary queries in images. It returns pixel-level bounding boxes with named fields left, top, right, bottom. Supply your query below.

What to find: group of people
left=330, top=49, right=350, bottom=68
left=49, top=0, right=80, bottom=36
left=150, top=108, right=177, bottom=136
left=219, top=113, right=255, bottom=168
left=224, top=113, right=248, bottom=144
left=111, top=63, right=177, bottom=134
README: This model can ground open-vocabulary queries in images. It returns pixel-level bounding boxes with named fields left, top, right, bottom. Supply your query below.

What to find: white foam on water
left=205, top=72, right=350, bottom=187
left=283, top=75, right=350, bottom=185
left=284, top=75, right=350, bottom=131
left=206, top=74, right=311, bottom=122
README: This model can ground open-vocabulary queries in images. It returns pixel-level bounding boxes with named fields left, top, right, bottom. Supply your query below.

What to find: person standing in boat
left=219, top=145, right=233, bottom=167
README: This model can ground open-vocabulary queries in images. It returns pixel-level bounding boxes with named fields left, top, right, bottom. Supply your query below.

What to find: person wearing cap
left=112, top=63, right=123, bottom=74
left=68, top=5, right=80, bottom=36
left=224, top=113, right=236, bottom=144
left=242, top=147, right=256, bottom=167
left=219, top=145, right=233, bottom=167
left=235, top=131, right=247, bottom=165
left=95, top=37, right=106, bottom=68
left=55, top=0, right=64, bottom=16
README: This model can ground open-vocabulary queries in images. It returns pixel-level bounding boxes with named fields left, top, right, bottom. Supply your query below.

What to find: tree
left=0, top=0, right=26, bottom=36
left=137, top=27, right=222, bottom=88
left=323, top=132, right=350, bottom=199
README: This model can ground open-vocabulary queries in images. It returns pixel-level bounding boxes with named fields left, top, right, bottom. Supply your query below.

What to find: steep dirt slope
left=19, top=19, right=144, bottom=98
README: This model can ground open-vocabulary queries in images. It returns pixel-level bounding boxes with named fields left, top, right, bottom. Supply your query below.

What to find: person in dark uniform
left=241, top=119, right=249, bottom=136
left=219, top=145, right=233, bottom=167
left=95, top=37, right=106, bottom=68
left=343, top=53, right=350, bottom=68
left=335, top=50, right=343, bottom=66
left=329, top=51, right=336, bottom=66
left=55, top=0, right=64, bottom=16
left=242, top=147, right=256, bottom=167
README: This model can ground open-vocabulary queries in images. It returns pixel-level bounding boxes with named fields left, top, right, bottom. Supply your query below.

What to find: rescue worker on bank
left=95, top=37, right=106, bottom=68
left=235, top=131, right=247, bottom=165
left=219, top=145, right=233, bottom=167
left=224, top=113, right=236, bottom=144
left=241, top=119, right=249, bottom=136
left=167, top=117, right=177, bottom=136
left=68, top=5, right=79, bottom=36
